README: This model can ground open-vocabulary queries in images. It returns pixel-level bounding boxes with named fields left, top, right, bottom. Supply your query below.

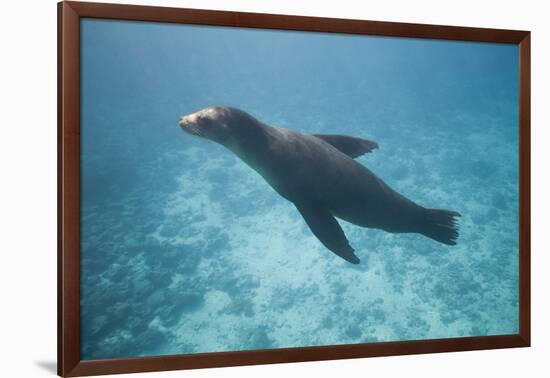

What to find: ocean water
left=80, top=18, right=519, bottom=360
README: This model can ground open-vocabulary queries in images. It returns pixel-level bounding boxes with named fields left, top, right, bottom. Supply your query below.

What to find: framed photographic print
left=58, top=1, right=530, bottom=376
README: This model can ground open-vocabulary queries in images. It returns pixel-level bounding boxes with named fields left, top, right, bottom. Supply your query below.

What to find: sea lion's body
left=248, top=127, right=420, bottom=231
left=179, top=107, right=460, bottom=264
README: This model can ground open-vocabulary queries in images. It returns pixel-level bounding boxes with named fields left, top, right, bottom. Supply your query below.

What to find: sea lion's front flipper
left=295, top=202, right=360, bottom=264
left=312, top=134, right=378, bottom=158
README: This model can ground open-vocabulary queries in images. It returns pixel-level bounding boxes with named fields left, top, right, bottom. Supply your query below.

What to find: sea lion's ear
left=312, top=134, right=378, bottom=158
left=294, top=201, right=360, bottom=264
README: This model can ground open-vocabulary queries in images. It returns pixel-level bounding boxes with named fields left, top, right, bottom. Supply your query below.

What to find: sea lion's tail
left=420, top=208, right=461, bottom=245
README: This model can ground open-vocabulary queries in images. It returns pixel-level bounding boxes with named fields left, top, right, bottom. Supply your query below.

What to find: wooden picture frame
left=58, top=1, right=530, bottom=376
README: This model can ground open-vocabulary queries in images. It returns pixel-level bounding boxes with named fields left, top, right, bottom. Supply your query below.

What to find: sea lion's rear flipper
left=419, top=208, right=461, bottom=245
left=295, top=202, right=360, bottom=264
left=312, top=134, right=378, bottom=158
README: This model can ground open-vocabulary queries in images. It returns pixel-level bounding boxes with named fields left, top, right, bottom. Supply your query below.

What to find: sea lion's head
left=179, top=106, right=262, bottom=148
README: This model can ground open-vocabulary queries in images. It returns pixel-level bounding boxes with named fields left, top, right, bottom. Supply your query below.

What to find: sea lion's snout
left=178, top=114, right=195, bottom=127
left=178, top=107, right=246, bottom=144
left=178, top=113, right=202, bottom=136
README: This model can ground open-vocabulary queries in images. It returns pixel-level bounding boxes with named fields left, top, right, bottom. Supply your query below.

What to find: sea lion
left=178, top=106, right=460, bottom=264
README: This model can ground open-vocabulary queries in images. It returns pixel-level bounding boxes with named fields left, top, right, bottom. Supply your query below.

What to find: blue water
left=80, top=18, right=519, bottom=360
